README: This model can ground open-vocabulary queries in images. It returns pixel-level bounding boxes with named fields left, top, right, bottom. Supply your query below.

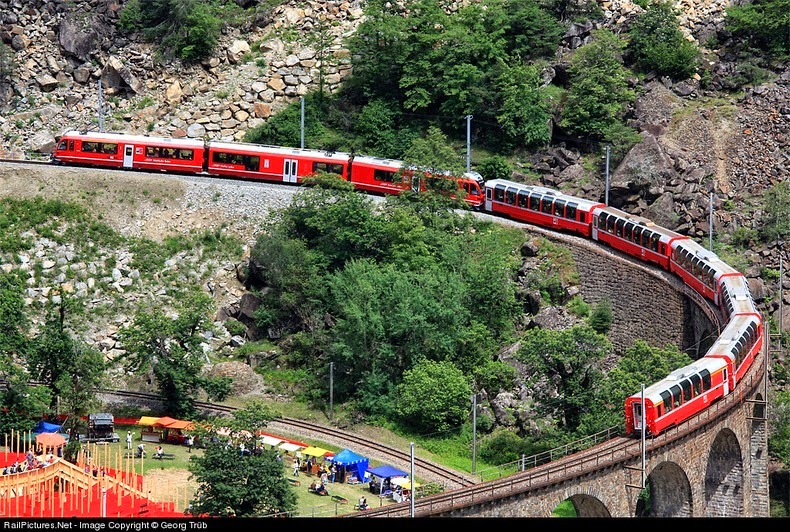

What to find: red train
left=52, top=132, right=763, bottom=438
left=51, top=131, right=485, bottom=209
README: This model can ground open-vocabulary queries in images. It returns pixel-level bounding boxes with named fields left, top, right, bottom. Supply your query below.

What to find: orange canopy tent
left=35, top=432, right=66, bottom=452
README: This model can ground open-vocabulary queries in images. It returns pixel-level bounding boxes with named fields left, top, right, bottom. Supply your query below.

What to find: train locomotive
left=51, top=130, right=764, bottom=437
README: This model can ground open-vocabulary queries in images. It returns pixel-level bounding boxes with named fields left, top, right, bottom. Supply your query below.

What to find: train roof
left=670, top=238, right=740, bottom=276
left=60, top=130, right=205, bottom=147
left=208, top=140, right=350, bottom=161
left=632, top=356, right=729, bottom=402
left=485, top=179, right=606, bottom=208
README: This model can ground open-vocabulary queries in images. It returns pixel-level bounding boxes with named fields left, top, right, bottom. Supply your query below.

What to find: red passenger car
left=206, top=141, right=350, bottom=184
left=484, top=179, right=604, bottom=237
left=591, top=206, right=688, bottom=270
left=52, top=131, right=206, bottom=174
left=625, top=356, right=729, bottom=436
left=668, top=239, right=742, bottom=305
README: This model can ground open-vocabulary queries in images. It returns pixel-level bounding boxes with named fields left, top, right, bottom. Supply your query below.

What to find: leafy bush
left=477, top=155, right=513, bottom=182
left=588, top=299, right=613, bottom=334
left=626, top=1, right=700, bottom=80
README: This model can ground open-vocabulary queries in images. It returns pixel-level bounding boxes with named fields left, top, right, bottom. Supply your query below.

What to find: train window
left=606, top=214, right=616, bottom=234
left=312, top=162, right=344, bottom=176
left=373, top=169, right=397, bottom=182
left=529, top=193, right=541, bottom=211
left=486, top=188, right=492, bottom=200
left=57, top=140, right=67, bottom=150
left=101, top=143, right=118, bottom=154
left=615, top=217, right=625, bottom=237
left=597, top=212, right=608, bottom=229
left=541, top=197, right=553, bottom=214
left=494, top=186, right=505, bottom=202
left=468, top=183, right=481, bottom=196
left=566, top=202, right=578, bottom=220
left=178, top=149, right=194, bottom=160
left=633, top=226, right=644, bottom=246
left=680, top=379, right=692, bottom=402
left=69, top=140, right=75, bottom=151
left=243, top=155, right=260, bottom=172
left=660, top=390, right=673, bottom=412
left=642, top=229, right=653, bottom=249
left=689, top=373, right=702, bottom=396
left=649, top=232, right=661, bottom=252
left=553, top=199, right=566, bottom=217
left=624, top=221, right=634, bottom=241
left=82, top=142, right=99, bottom=153
left=700, top=369, right=712, bottom=390
left=518, top=192, right=529, bottom=208
left=212, top=151, right=227, bottom=163
left=506, top=188, right=517, bottom=205
left=669, top=385, right=682, bottom=407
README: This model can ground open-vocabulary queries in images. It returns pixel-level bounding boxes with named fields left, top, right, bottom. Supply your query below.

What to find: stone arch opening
left=644, top=461, right=692, bottom=516
left=564, top=494, right=610, bottom=517
left=705, top=428, right=744, bottom=516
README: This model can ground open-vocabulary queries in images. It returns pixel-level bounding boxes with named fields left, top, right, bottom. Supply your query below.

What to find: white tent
left=279, top=442, right=305, bottom=453
left=260, top=435, right=283, bottom=447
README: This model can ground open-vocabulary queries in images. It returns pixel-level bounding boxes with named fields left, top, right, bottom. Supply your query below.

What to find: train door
left=283, top=159, right=298, bottom=183
left=591, top=214, right=599, bottom=241
left=632, top=402, right=643, bottom=432
left=123, top=145, right=135, bottom=168
left=484, top=187, right=493, bottom=212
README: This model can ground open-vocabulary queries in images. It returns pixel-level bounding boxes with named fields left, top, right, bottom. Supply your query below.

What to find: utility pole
left=329, top=362, right=334, bottom=421
left=98, top=79, right=104, bottom=132
left=604, top=144, right=610, bottom=205
left=709, top=191, right=714, bottom=251
left=300, top=97, right=305, bottom=149
left=466, top=115, right=472, bottom=173
left=471, top=394, right=477, bottom=474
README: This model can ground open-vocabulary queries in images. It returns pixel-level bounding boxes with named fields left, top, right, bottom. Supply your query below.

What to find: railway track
left=97, top=388, right=478, bottom=492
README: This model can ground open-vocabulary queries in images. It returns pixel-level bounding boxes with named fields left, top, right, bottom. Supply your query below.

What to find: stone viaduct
left=403, top=218, right=772, bottom=517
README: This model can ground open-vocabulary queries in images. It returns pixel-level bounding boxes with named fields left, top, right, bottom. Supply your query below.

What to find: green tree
left=0, top=271, right=48, bottom=435
left=495, top=62, right=552, bottom=149
left=395, top=359, right=472, bottom=433
left=402, top=126, right=466, bottom=200
left=725, top=0, right=790, bottom=58
left=26, top=298, right=107, bottom=411
left=760, top=180, right=790, bottom=243
left=188, top=401, right=296, bottom=517
left=769, top=389, right=790, bottom=468
left=626, top=1, right=700, bottom=80
left=516, top=325, right=612, bottom=431
left=560, top=29, right=636, bottom=139
left=118, top=290, right=226, bottom=417
left=587, top=298, right=613, bottom=334
left=576, top=339, right=693, bottom=434
left=119, top=0, right=222, bottom=62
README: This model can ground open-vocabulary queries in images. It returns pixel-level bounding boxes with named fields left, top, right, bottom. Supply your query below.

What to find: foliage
left=760, top=180, right=790, bottom=243
left=494, top=63, right=552, bottom=149
left=769, top=389, right=790, bottom=467
left=395, top=360, right=472, bottom=434
left=626, top=1, right=701, bottom=80
left=478, top=427, right=556, bottom=465
left=477, top=155, right=513, bottom=182
left=117, top=289, right=223, bottom=417
left=516, top=325, right=612, bottom=431
left=118, top=0, right=223, bottom=62
left=575, top=339, right=693, bottom=434
left=587, top=298, right=613, bottom=334
left=725, top=0, right=790, bottom=59
left=566, top=295, right=590, bottom=317
left=560, top=29, right=636, bottom=140
left=244, top=92, right=339, bottom=150
left=188, top=401, right=296, bottom=517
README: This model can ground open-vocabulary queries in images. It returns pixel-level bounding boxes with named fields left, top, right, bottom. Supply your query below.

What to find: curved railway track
left=98, top=388, right=478, bottom=492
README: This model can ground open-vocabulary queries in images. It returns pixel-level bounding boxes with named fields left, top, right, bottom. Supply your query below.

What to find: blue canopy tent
left=366, top=464, right=408, bottom=496
left=33, top=421, right=62, bottom=433
left=327, top=448, right=369, bottom=484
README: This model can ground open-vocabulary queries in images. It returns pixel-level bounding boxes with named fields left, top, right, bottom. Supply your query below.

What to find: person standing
left=293, top=458, right=300, bottom=477
left=187, top=434, right=194, bottom=453
left=126, top=431, right=133, bottom=450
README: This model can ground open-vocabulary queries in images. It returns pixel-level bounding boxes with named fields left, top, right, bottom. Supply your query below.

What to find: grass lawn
left=80, top=424, right=400, bottom=517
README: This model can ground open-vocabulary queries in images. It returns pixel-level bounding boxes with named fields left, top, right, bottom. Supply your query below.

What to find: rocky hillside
left=0, top=1, right=788, bottom=348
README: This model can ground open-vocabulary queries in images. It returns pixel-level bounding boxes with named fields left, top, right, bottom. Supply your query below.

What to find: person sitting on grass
left=358, top=496, right=368, bottom=510
left=155, top=445, right=164, bottom=459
